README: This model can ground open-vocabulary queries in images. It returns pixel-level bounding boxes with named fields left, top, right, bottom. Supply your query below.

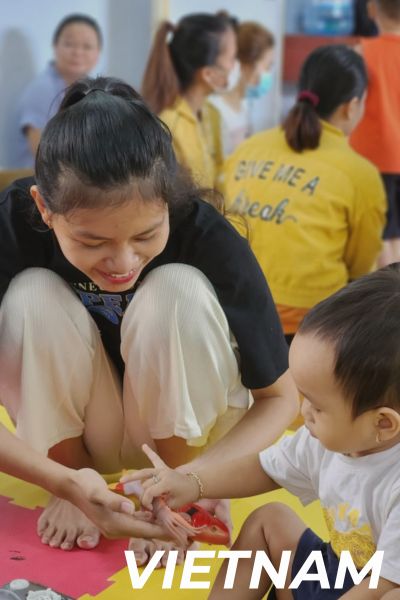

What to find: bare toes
left=128, top=538, right=147, bottom=565
left=77, top=527, right=100, bottom=549
left=60, top=528, right=76, bottom=551
left=49, top=528, right=68, bottom=548
left=40, top=524, right=57, bottom=545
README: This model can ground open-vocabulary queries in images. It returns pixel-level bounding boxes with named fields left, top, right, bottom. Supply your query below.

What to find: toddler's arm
left=122, top=444, right=280, bottom=509
left=339, top=576, right=398, bottom=599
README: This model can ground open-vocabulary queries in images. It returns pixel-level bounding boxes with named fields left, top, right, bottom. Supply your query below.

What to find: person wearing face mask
left=14, top=14, right=102, bottom=168
left=141, top=13, right=237, bottom=188
left=210, top=21, right=275, bottom=157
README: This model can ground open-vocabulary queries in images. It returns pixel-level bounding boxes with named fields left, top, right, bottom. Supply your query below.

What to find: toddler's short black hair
left=298, top=264, right=400, bottom=418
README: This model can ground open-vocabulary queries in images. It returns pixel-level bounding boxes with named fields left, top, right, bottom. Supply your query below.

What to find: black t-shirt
left=0, top=177, right=288, bottom=389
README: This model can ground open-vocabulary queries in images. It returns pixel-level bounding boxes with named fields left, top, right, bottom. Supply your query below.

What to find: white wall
left=0, top=0, right=285, bottom=166
left=0, top=0, right=152, bottom=167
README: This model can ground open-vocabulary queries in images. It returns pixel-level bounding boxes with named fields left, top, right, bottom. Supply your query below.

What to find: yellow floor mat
left=0, top=406, right=327, bottom=599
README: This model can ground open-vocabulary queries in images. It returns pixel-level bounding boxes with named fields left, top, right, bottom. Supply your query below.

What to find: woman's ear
left=199, top=65, right=216, bottom=90
left=30, top=185, right=53, bottom=228
left=343, top=96, right=360, bottom=121
left=375, top=408, right=400, bottom=442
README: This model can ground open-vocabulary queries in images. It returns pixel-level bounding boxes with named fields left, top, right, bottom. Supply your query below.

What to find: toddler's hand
left=120, top=444, right=201, bottom=510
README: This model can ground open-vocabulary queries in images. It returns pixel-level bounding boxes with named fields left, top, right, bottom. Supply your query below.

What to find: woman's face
left=31, top=186, right=170, bottom=292
left=244, top=48, right=274, bottom=87
left=54, top=23, right=101, bottom=82
left=203, top=27, right=237, bottom=92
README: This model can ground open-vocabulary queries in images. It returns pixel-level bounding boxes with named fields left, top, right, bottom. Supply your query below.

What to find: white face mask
left=225, top=60, right=241, bottom=93
left=208, top=60, right=241, bottom=94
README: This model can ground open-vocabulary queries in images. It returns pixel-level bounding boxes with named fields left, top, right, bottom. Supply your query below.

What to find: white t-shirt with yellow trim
left=222, top=121, right=385, bottom=308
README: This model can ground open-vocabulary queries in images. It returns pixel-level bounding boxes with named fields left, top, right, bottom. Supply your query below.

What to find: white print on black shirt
left=73, top=282, right=134, bottom=325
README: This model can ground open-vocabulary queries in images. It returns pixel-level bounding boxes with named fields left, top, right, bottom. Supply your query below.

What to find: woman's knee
left=124, top=263, right=228, bottom=336
left=3, top=268, right=75, bottom=314
left=1, top=267, right=94, bottom=339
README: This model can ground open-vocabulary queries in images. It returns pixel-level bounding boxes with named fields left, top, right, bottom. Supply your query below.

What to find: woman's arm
left=190, top=369, right=299, bottom=469
left=124, top=445, right=280, bottom=510
left=150, top=369, right=298, bottom=470
left=24, top=126, right=41, bottom=157
left=0, top=424, right=166, bottom=539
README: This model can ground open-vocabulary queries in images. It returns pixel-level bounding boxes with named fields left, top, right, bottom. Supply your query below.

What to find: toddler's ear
left=376, top=408, right=400, bottom=441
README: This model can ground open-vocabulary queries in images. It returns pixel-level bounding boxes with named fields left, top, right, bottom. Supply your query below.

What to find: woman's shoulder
left=169, top=198, right=251, bottom=264
left=159, top=97, right=194, bottom=128
left=334, top=138, right=383, bottom=184
left=177, top=196, right=242, bottom=236
left=320, top=134, right=385, bottom=203
left=19, top=64, right=60, bottom=100
left=0, top=176, right=35, bottom=207
left=225, top=126, right=283, bottom=163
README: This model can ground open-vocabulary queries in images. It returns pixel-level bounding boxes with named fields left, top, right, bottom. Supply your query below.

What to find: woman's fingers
left=120, top=468, right=156, bottom=483
left=141, top=480, right=170, bottom=509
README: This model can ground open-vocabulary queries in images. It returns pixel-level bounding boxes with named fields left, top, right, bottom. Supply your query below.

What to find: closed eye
left=79, top=241, right=106, bottom=249
left=134, top=233, right=157, bottom=242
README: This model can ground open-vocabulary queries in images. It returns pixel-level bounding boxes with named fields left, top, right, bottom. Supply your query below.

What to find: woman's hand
left=120, top=444, right=201, bottom=510
left=64, top=467, right=166, bottom=540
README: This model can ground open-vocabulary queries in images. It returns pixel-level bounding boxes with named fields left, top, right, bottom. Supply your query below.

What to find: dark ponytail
left=283, top=44, right=367, bottom=152
left=141, top=22, right=180, bottom=115
left=142, top=13, right=233, bottom=114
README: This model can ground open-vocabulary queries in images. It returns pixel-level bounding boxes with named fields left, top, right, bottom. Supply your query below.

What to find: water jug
left=302, top=0, right=354, bottom=35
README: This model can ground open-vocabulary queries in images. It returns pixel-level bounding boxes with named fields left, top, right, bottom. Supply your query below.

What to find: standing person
left=141, top=13, right=237, bottom=187
left=210, top=21, right=275, bottom=157
left=353, top=0, right=378, bottom=35
left=351, top=0, right=400, bottom=266
left=128, top=265, right=400, bottom=599
left=14, top=14, right=101, bottom=168
left=0, top=77, right=298, bottom=558
left=222, top=45, right=385, bottom=342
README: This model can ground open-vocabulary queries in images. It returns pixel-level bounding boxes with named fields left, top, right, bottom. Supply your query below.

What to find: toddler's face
left=289, top=333, right=379, bottom=456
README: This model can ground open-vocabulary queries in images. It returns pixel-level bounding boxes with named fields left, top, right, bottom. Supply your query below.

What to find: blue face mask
left=245, top=71, right=274, bottom=99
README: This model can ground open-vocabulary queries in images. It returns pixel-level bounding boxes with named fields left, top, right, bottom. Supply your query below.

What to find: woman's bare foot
left=37, top=495, right=100, bottom=550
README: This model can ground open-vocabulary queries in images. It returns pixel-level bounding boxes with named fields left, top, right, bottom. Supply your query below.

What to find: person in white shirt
left=128, top=264, right=400, bottom=599
left=210, top=20, right=275, bottom=157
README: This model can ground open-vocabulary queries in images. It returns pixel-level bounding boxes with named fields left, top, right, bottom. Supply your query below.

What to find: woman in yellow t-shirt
left=223, top=45, right=386, bottom=342
left=141, top=13, right=237, bottom=188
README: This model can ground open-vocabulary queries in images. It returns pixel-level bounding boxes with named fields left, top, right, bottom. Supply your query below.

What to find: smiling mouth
left=109, top=271, right=134, bottom=279
left=98, top=269, right=139, bottom=284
